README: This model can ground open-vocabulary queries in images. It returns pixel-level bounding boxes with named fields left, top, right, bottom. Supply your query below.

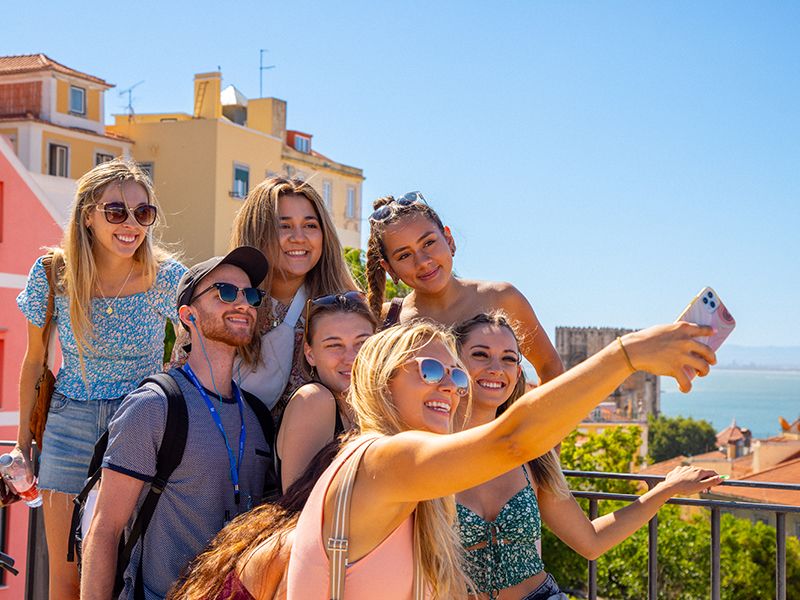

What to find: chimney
left=248, top=97, right=286, bottom=139
left=193, top=72, right=222, bottom=120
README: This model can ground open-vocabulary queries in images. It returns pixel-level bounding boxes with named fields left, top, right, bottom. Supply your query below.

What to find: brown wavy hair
left=230, top=177, right=357, bottom=366
left=168, top=436, right=347, bottom=600
left=365, top=195, right=446, bottom=320
left=454, top=312, right=570, bottom=499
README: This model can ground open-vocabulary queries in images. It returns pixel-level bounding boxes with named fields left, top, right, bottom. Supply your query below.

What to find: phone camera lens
left=710, top=301, right=716, bottom=308
left=703, top=297, right=709, bottom=304
left=708, top=292, right=714, bottom=298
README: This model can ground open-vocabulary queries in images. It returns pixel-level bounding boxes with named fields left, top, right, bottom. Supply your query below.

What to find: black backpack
left=67, top=372, right=279, bottom=599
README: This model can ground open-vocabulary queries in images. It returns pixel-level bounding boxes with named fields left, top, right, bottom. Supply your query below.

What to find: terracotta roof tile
left=0, top=54, right=110, bottom=87
left=711, top=457, right=800, bottom=506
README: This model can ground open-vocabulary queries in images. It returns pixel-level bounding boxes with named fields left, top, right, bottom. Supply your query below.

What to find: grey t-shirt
left=102, top=368, right=270, bottom=600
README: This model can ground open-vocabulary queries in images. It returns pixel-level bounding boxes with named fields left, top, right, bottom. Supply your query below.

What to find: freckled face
left=305, top=312, right=375, bottom=395
left=459, top=325, right=522, bottom=411
left=389, top=340, right=463, bottom=434
left=381, top=215, right=453, bottom=295
left=190, top=264, right=257, bottom=347
left=85, top=181, right=150, bottom=259
left=274, top=194, right=324, bottom=279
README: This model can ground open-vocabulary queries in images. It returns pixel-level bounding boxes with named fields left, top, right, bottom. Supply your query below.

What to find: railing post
left=588, top=498, right=598, bottom=600
left=646, top=479, right=657, bottom=600
left=711, top=507, right=721, bottom=600
left=776, top=512, right=786, bottom=600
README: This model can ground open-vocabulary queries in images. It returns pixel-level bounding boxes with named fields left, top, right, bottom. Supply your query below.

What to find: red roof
left=711, top=457, right=800, bottom=506
left=716, top=420, right=745, bottom=445
left=0, top=54, right=111, bottom=87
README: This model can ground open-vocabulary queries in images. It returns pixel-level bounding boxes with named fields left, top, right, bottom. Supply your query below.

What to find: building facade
left=556, top=326, right=660, bottom=421
left=108, top=71, right=364, bottom=264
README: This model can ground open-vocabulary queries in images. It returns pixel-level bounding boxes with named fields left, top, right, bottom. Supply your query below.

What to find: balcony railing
left=563, top=470, right=800, bottom=600
left=2, top=439, right=799, bottom=600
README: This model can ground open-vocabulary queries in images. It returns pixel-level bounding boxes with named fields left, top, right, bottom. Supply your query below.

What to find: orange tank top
left=286, top=436, right=420, bottom=599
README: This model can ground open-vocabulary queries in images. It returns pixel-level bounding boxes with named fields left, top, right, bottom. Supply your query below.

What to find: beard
left=195, top=306, right=255, bottom=347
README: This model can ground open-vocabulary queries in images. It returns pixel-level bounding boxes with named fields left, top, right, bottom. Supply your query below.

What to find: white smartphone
left=676, top=287, right=736, bottom=378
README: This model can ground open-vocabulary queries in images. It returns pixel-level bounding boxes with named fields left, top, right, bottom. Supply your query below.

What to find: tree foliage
left=543, top=426, right=800, bottom=599
left=343, top=246, right=412, bottom=300
left=648, top=414, right=718, bottom=463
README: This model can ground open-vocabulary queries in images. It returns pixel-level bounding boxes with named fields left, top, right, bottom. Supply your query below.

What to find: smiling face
left=273, top=193, right=324, bottom=280
left=305, top=312, right=375, bottom=396
left=380, top=214, right=454, bottom=295
left=388, top=339, right=463, bottom=434
left=85, top=180, right=150, bottom=259
left=189, top=264, right=257, bottom=347
left=459, top=324, right=521, bottom=412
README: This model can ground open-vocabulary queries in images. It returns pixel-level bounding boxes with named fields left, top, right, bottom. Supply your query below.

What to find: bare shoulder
left=239, top=530, right=294, bottom=600
left=467, top=279, right=524, bottom=307
left=288, top=383, right=335, bottom=407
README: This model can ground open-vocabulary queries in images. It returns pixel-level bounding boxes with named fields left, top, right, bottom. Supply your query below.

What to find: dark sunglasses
left=97, top=202, right=158, bottom=226
left=192, top=282, right=266, bottom=307
left=408, top=357, right=470, bottom=397
left=304, top=291, right=367, bottom=341
left=369, top=191, right=427, bottom=222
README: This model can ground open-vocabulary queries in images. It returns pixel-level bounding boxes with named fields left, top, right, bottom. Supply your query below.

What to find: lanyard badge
left=182, top=364, right=247, bottom=505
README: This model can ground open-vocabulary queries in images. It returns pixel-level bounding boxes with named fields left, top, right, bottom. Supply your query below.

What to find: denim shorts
left=520, top=573, right=568, bottom=600
left=38, top=391, right=124, bottom=494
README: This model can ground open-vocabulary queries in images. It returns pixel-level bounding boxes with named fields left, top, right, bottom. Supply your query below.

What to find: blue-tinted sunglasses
left=369, top=191, right=427, bottom=222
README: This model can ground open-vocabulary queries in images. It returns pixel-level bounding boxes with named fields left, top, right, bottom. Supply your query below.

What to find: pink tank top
left=287, top=436, right=418, bottom=599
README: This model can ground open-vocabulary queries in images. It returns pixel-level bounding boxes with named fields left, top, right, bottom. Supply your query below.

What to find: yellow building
left=0, top=54, right=132, bottom=220
left=109, top=71, right=364, bottom=264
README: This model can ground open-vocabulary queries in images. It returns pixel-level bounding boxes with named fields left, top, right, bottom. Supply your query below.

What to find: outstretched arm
left=539, top=466, right=722, bottom=560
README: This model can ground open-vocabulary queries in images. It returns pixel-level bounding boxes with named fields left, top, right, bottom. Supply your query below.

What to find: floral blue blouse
left=16, top=257, right=186, bottom=400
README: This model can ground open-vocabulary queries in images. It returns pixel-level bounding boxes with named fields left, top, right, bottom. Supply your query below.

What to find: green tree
left=343, top=246, right=411, bottom=300
left=648, top=414, right=717, bottom=463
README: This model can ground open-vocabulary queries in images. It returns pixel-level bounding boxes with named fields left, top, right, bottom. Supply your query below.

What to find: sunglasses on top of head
left=407, top=357, right=470, bottom=397
left=304, top=291, right=367, bottom=341
left=369, top=191, right=427, bottom=222
left=96, top=202, right=158, bottom=227
left=192, top=282, right=266, bottom=307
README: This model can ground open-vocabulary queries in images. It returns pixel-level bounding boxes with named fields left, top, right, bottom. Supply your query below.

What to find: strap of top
left=40, top=253, right=57, bottom=366
left=381, top=296, right=404, bottom=330
left=328, top=436, right=424, bottom=600
left=521, top=464, right=531, bottom=486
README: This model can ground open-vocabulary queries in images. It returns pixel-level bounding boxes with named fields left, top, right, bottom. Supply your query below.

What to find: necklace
left=97, top=263, right=135, bottom=315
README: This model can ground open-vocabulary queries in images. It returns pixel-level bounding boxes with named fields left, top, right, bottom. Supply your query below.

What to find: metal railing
left=562, top=470, right=800, bottom=600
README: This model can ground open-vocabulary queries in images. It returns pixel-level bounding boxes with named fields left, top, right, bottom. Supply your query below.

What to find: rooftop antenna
left=259, top=49, right=275, bottom=98
left=119, top=80, right=144, bottom=120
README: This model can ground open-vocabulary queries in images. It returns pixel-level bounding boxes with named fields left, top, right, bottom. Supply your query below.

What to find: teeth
left=116, top=234, right=136, bottom=243
left=286, top=250, right=308, bottom=256
left=424, top=401, right=451, bottom=413
left=478, top=380, right=504, bottom=389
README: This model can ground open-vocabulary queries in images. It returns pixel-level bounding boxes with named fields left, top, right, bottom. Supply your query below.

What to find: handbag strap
left=40, top=253, right=57, bottom=367
left=328, top=436, right=424, bottom=600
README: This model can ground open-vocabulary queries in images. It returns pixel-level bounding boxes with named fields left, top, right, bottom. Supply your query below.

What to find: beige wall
left=40, top=130, right=125, bottom=178
left=0, top=127, right=18, bottom=153
left=55, top=80, right=100, bottom=121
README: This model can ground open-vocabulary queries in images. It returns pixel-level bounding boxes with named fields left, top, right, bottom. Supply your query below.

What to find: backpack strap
left=118, top=373, right=188, bottom=600
left=241, top=390, right=281, bottom=503
left=380, top=296, right=404, bottom=331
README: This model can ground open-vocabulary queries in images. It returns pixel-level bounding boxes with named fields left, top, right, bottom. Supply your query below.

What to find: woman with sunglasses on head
left=230, top=177, right=357, bottom=420
left=366, top=193, right=564, bottom=387
left=276, top=292, right=377, bottom=492
left=14, top=158, right=185, bottom=598
left=287, top=317, right=718, bottom=599
left=453, top=313, right=721, bottom=600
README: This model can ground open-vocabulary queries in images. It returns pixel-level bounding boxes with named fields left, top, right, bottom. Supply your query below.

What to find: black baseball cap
left=177, top=246, right=269, bottom=311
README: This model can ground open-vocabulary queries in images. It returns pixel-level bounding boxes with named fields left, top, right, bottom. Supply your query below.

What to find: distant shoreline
left=714, top=366, right=800, bottom=373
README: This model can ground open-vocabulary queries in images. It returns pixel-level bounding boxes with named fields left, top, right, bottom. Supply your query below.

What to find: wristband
left=617, top=336, right=636, bottom=373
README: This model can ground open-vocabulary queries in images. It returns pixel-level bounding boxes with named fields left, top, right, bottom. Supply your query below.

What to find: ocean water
left=660, top=369, right=800, bottom=439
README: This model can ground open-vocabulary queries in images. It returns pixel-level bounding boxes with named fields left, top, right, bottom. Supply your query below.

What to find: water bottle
left=0, top=452, right=42, bottom=508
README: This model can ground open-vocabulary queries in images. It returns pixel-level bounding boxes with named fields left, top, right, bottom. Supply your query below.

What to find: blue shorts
left=520, top=573, right=568, bottom=600
left=38, top=392, right=124, bottom=494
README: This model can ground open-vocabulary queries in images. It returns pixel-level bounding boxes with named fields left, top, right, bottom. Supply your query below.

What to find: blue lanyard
left=181, top=364, right=246, bottom=505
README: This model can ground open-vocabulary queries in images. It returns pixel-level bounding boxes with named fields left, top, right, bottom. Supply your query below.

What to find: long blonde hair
left=53, top=158, right=170, bottom=362
left=230, top=177, right=357, bottom=365
left=453, top=312, right=570, bottom=499
left=348, top=321, right=471, bottom=599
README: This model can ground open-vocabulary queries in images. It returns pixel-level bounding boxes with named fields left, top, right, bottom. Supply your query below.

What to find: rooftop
left=0, top=54, right=111, bottom=87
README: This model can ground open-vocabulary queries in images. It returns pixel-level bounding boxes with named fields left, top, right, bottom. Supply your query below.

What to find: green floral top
left=457, top=467, right=544, bottom=598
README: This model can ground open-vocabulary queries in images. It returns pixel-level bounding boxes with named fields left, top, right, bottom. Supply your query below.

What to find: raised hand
left=661, top=465, right=723, bottom=495
left=621, top=322, right=716, bottom=392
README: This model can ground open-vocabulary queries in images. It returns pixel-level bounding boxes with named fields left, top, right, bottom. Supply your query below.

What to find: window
left=48, top=144, right=69, bottom=177
left=232, top=164, right=249, bottom=198
left=138, top=162, right=154, bottom=181
left=95, top=152, right=114, bottom=166
left=69, top=85, right=86, bottom=115
left=346, top=186, right=357, bottom=218
left=294, top=136, right=310, bottom=153
left=322, top=180, right=332, bottom=211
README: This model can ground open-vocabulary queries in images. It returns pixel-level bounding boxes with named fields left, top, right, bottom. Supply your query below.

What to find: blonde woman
left=454, top=313, right=721, bottom=599
left=230, top=177, right=357, bottom=419
left=15, top=158, right=184, bottom=598
left=287, top=319, right=717, bottom=599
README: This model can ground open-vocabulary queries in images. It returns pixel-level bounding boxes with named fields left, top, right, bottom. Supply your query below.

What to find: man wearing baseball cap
left=83, top=247, right=278, bottom=600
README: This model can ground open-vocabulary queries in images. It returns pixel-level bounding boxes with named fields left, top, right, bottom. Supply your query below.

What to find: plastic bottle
left=0, top=452, right=42, bottom=508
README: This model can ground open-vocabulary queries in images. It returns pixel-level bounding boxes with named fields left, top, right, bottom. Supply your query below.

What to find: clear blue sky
left=7, top=1, right=799, bottom=347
